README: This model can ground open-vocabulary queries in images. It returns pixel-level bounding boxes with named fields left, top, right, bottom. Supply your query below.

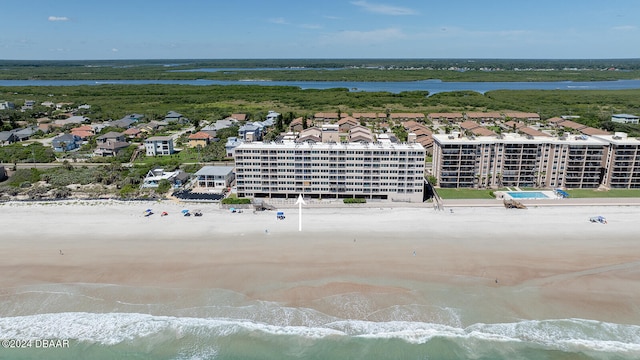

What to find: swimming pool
left=506, top=191, right=550, bottom=199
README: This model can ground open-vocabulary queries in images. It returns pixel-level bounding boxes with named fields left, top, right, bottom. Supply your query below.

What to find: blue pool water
left=507, top=191, right=550, bottom=199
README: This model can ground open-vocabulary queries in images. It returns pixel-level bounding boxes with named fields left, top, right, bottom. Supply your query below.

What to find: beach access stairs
left=503, top=199, right=527, bottom=209
left=253, top=198, right=277, bottom=211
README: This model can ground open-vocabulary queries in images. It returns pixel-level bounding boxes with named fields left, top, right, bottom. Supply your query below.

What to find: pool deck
left=496, top=190, right=558, bottom=201
left=443, top=197, right=640, bottom=208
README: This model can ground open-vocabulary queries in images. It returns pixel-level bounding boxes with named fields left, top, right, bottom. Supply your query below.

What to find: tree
left=157, top=179, right=171, bottom=194
left=427, top=175, right=437, bottom=186
left=275, top=114, right=284, bottom=132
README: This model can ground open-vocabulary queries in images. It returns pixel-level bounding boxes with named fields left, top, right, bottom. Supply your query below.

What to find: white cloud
left=112, top=48, right=119, bottom=52
left=268, top=17, right=288, bottom=25
left=300, top=24, right=322, bottom=29
left=351, top=1, right=417, bottom=15
left=48, top=16, right=70, bottom=22
left=612, top=25, right=636, bottom=31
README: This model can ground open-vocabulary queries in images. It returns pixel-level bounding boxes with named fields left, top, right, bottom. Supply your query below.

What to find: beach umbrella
left=181, top=209, right=190, bottom=214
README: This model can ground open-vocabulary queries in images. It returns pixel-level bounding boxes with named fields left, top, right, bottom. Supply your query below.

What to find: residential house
left=402, top=122, right=434, bottom=151
left=230, top=113, right=248, bottom=121
left=193, top=166, right=235, bottom=191
left=123, top=127, right=142, bottom=139
left=503, top=112, right=541, bottom=122
left=504, top=120, right=527, bottom=132
left=427, top=112, right=464, bottom=123
left=519, top=127, right=550, bottom=137
left=0, top=132, right=18, bottom=146
left=37, top=124, right=52, bottom=134
left=0, top=101, right=16, bottom=110
left=11, top=127, right=38, bottom=141
left=338, top=116, right=359, bottom=132
left=470, top=127, right=496, bottom=137
left=389, top=113, right=425, bottom=122
left=314, top=112, right=340, bottom=123
left=465, top=112, right=503, bottom=123
left=348, top=125, right=374, bottom=143
left=188, top=131, right=214, bottom=148
left=141, top=168, right=189, bottom=188
left=145, top=136, right=174, bottom=156
left=71, top=125, right=95, bottom=140
left=52, top=133, right=81, bottom=152
left=611, top=114, right=639, bottom=124
left=238, top=123, right=263, bottom=142
left=289, top=117, right=312, bottom=132
left=265, top=111, right=280, bottom=122
left=21, top=100, right=36, bottom=111
left=212, top=119, right=238, bottom=131
left=321, top=124, right=340, bottom=143
left=55, top=102, right=74, bottom=110
left=198, top=124, right=218, bottom=138
left=225, top=137, right=243, bottom=157
left=110, top=117, right=137, bottom=129
left=165, top=111, right=186, bottom=124
left=54, top=115, right=89, bottom=127
left=352, top=112, right=386, bottom=122
left=580, top=127, right=610, bottom=136
left=296, top=127, right=322, bottom=143
left=138, top=120, right=167, bottom=134
left=556, top=120, right=587, bottom=132
left=95, top=131, right=130, bottom=157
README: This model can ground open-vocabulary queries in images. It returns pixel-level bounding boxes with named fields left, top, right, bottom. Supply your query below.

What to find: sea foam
left=0, top=312, right=638, bottom=355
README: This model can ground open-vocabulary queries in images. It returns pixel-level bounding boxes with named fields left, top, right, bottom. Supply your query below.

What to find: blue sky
left=1, top=0, right=639, bottom=60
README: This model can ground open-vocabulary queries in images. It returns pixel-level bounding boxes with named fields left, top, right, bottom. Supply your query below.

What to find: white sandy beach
left=1, top=200, right=639, bottom=326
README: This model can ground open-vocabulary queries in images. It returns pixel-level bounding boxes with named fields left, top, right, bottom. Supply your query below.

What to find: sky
left=1, top=0, right=639, bottom=60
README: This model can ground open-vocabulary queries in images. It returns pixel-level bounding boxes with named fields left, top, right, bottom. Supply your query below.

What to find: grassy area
left=435, top=188, right=499, bottom=199
left=565, top=189, right=640, bottom=198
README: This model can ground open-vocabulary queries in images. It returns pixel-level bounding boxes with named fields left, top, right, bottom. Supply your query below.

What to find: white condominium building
left=234, top=141, right=426, bottom=202
left=433, top=132, right=640, bottom=189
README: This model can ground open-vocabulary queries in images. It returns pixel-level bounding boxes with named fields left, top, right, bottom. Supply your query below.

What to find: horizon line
left=2, top=57, right=640, bottom=62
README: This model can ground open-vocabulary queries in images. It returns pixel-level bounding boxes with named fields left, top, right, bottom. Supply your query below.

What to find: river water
left=1, top=79, right=639, bottom=94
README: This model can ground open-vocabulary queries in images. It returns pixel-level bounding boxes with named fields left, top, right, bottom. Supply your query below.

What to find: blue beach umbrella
left=181, top=209, right=190, bottom=214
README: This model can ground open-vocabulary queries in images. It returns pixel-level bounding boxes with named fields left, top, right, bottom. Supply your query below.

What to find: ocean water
left=1, top=284, right=638, bottom=360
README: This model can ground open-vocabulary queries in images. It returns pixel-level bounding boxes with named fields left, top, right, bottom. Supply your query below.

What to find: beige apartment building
left=432, top=132, right=640, bottom=189
left=234, top=140, right=426, bottom=202
left=593, top=133, right=640, bottom=189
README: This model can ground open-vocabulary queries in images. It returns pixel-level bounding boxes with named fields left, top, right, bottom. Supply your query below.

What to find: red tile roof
left=459, top=121, right=481, bottom=130
left=580, top=127, right=610, bottom=136
left=519, top=127, right=550, bottom=137
left=189, top=131, right=213, bottom=140
left=471, top=127, right=496, bottom=136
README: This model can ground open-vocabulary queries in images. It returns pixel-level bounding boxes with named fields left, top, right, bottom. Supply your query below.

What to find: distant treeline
left=1, top=59, right=640, bottom=82
left=1, top=84, right=639, bottom=136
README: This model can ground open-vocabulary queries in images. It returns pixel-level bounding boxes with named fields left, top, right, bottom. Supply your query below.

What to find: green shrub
left=156, top=179, right=172, bottom=194
left=6, top=168, right=42, bottom=187
left=343, top=198, right=366, bottom=204
left=221, top=197, right=251, bottom=204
